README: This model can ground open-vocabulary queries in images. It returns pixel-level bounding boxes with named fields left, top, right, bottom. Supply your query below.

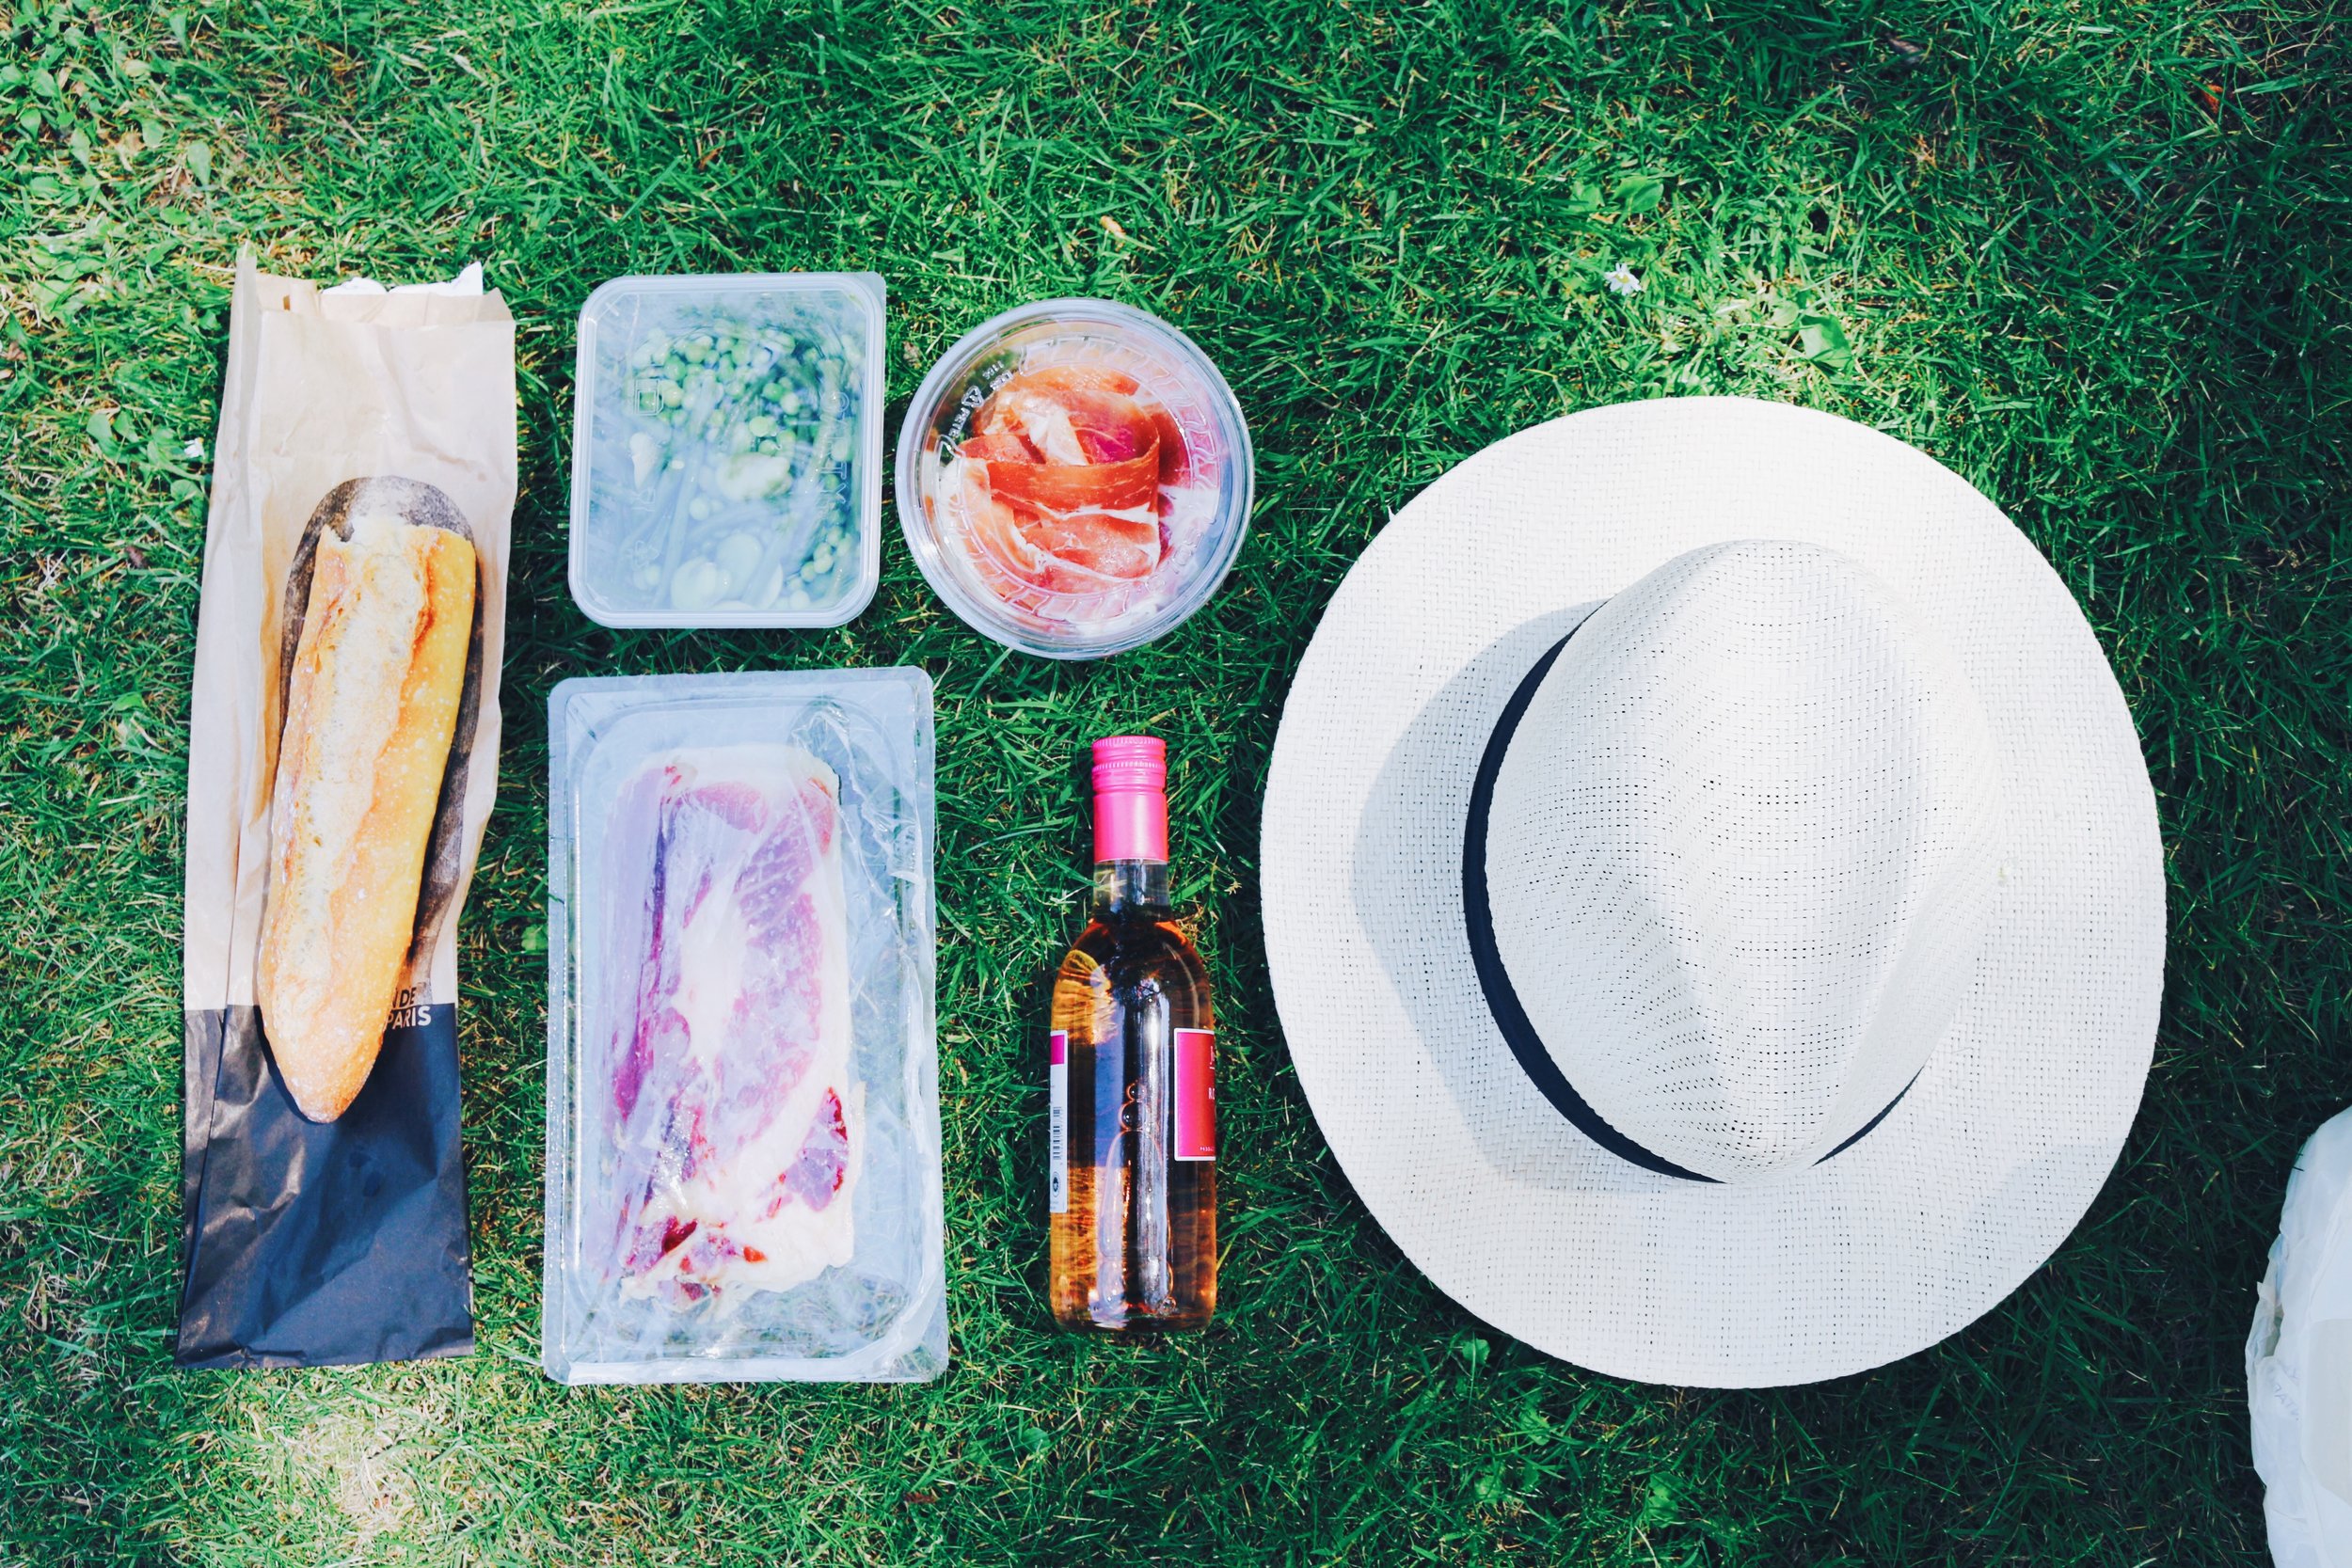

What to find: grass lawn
left=4, top=0, right=2347, bottom=1560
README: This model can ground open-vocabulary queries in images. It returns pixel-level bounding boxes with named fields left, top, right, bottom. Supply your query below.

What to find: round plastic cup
left=895, top=299, right=1253, bottom=660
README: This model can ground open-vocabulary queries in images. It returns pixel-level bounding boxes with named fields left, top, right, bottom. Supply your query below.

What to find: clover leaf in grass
left=1798, top=314, right=1853, bottom=370
left=1615, top=173, right=1666, bottom=214
left=1635, top=1472, right=1683, bottom=1528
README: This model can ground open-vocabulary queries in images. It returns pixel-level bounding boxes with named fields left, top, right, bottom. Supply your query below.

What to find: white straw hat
left=1262, top=397, right=2164, bottom=1387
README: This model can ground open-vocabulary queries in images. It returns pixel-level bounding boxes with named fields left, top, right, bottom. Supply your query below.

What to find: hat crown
left=1487, top=540, right=2003, bottom=1182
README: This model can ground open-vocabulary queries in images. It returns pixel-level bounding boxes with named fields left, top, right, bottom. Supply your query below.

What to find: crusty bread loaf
left=256, top=515, right=475, bottom=1122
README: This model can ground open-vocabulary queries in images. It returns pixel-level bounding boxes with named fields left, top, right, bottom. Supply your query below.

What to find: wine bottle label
left=1048, top=1029, right=1069, bottom=1213
left=1174, top=1027, right=1216, bottom=1162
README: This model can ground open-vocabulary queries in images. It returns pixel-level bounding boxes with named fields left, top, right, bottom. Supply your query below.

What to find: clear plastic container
left=569, top=274, right=885, bottom=628
left=543, top=668, right=945, bottom=1384
left=897, top=298, right=1253, bottom=659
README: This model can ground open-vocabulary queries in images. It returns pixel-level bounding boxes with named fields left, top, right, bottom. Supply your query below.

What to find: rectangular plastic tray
left=568, top=273, right=885, bottom=628
left=543, top=668, right=945, bottom=1383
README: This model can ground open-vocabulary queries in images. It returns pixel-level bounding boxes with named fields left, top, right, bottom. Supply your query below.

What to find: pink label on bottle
left=1173, top=1028, right=1215, bottom=1162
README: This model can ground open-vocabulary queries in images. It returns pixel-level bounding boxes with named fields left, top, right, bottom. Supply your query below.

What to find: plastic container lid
left=896, top=298, right=1253, bottom=659
left=569, top=273, right=885, bottom=628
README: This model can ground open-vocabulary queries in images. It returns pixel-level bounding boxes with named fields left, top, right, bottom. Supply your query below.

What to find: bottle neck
left=1092, top=859, right=1170, bottom=915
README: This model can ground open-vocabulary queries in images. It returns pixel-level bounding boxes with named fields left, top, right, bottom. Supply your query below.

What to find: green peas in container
left=569, top=273, right=885, bottom=627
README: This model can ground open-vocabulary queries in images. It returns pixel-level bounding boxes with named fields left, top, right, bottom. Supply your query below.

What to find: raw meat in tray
left=602, top=744, right=860, bottom=1308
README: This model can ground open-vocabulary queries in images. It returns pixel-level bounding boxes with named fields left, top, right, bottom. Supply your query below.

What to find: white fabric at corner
left=1262, top=397, right=2165, bottom=1386
left=2249, top=1106, right=2352, bottom=1568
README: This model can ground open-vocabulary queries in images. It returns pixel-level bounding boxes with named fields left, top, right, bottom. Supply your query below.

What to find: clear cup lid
left=896, top=299, right=1253, bottom=659
left=569, top=273, right=885, bottom=629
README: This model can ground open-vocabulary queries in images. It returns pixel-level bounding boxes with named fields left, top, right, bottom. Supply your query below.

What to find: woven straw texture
left=1489, top=540, right=2004, bottom=1183
left=1262, top=398, right=2164, bottom=1387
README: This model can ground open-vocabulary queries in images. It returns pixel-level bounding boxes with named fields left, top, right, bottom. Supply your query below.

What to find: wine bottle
left=1048, top=736, right=1217, bottom=1333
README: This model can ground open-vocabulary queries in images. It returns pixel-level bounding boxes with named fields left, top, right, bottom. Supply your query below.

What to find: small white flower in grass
left=1604, top=263, right=1644, bottom=296
left=183, top=437, right=204, bottom=461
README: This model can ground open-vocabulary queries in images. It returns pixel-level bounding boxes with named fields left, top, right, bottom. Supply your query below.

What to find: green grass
left=2, top=0, right=2346, bottom=1560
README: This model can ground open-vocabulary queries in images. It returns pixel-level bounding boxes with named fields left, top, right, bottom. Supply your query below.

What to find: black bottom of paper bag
left=176, top=1006, right=474, bottom=1369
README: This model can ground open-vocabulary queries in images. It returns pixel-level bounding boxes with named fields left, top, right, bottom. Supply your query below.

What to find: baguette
left=256, top=513, right=475, bottom=1122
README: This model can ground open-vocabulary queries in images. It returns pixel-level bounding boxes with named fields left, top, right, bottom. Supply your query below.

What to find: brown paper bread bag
left=177, top=253, right=513, bottom=1368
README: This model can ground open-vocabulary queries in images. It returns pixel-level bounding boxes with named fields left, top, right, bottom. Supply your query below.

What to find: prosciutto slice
left=948, top=367, right=1197, bottom=599
left=601, top=745, right=858, bottom=1308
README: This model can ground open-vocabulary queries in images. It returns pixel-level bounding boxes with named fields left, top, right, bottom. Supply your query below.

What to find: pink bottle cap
left=1091, top=736, right=1168, bottom=863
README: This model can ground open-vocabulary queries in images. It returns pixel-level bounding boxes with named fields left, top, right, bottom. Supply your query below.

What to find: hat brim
left=1262, top=397, right=2164, bottom=1387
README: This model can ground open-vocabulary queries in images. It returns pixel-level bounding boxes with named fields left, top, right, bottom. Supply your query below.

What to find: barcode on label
left=1048, top=1029, right=1069, bottom=1213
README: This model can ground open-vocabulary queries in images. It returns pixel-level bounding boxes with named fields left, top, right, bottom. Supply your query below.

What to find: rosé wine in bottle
left=1048, top=736, right=1217, bottom=1333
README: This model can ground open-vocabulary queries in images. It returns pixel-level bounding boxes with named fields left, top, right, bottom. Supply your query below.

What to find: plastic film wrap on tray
left=543, top=669, right=946, bottom=1385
